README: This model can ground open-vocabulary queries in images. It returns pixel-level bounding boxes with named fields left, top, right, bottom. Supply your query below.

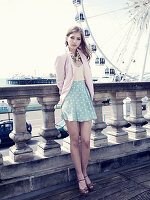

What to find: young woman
left=55, top=26, right=97, bottom=195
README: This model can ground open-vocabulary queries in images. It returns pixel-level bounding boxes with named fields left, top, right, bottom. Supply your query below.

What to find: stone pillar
left=144, top=91, right=150, bottom=133
left=106, top=92, right=128, bottom=143
left=37, top=96, right=61, bottom=157
left=127, top=91, right=147, bottom=139
left=7, top=98, right=33, bottom=162
left=91, top=93, right=108, bottom=147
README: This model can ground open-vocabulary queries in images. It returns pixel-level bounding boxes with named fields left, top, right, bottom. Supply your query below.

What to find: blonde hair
left=65, top=26, right=91, bottom=61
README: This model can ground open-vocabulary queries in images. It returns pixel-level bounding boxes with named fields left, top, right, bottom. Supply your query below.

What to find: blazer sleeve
left=54, top=55, right=66, bottom=95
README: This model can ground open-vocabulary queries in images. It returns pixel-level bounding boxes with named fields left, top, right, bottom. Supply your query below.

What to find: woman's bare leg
left=65, top=120, right=87, bottom=191
left=80, top=120, right=93, bottom=185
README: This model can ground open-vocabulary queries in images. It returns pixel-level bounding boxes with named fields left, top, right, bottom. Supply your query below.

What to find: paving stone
left=9, top=162, right=150, bottom=200
left=130, top=191, right=150, bottom=200
left=119, top=163, right=150, bottom=178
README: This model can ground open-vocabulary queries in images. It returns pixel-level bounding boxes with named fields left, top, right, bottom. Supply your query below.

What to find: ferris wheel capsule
left=95, top=57, right=99, bottom=65
left=72, top=0, right=81, bottom=6
left=89, top=44, right=96, bottom=52
left=105, top=67, right=115, bottom=75
left=95, top=57, right=105, bottom=65
left=105, top=67, right=109, bottom=74
left=110, top=68, right=115, bottom=75
left=84, top=29, right=90, bottom=38
left=75, top=12, right=85, bottom=22
left=100, top=58, right=105, bottom=65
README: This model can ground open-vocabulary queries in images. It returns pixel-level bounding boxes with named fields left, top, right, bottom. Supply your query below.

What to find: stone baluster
left=37, top=96, right=61, bottom=157
left=106, top=92, right=128, bottom=143
left=91, top=92, right=108, bottom=147
left=0, top=146, right=3, bottom=165
left=7, top=98, right=33, bottom=162
left=144, top=91, right=150, bottom=133
left=127, top=91, right=147, bottom=139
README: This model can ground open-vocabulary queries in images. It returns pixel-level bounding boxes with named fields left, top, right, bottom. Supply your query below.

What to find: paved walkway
left=12, top=162, right=150, bottom=200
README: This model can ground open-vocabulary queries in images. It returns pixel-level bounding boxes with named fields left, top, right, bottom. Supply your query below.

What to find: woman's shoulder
left=54, top=50, right=68, bottom=66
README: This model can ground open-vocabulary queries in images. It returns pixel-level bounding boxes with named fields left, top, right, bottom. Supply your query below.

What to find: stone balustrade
left=0, top=82, right=150, bottom=162
left=0, top=82, right=150, bottom=199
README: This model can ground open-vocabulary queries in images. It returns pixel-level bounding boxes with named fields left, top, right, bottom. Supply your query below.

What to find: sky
left=0, top=0, right=150, bottom=79
left=0, top=0, right=76, bottom=78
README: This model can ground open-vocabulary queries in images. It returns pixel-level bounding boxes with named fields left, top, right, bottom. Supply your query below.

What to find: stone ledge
left=1, top=137, right=150, bottom=181
left=1, top=82, right=150, bottom=99
left=1, top=152, right=72, bottom=180
left=1, top=150, right=150, bottom=200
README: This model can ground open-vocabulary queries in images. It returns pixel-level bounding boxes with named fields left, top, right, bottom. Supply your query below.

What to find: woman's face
left=66, top=32, right=81, bottom=53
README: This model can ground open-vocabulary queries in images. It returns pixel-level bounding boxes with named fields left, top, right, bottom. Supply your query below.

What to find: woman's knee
left=70, top=138, right=80, bottom=148
left=70, top=141, right=79, bottom=149
left=81, top=138, right=90, bottom=149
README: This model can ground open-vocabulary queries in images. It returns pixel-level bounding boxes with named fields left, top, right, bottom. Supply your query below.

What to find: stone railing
left=1, top=82, right=150, bottom=199
left=0, top=82, right=150, bottom=163
left=91, top=82, right=150, bottom=145
left=0, top=84, right=60, bottom=163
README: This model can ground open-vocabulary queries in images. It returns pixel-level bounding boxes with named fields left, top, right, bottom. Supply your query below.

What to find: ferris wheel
left=72, top=0, right=150, bottom=81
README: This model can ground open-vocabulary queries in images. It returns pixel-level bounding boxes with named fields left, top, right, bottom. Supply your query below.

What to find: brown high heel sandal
left=78, top=178, right=89, bottom=196
left=84, top=175, right=94, bottom=191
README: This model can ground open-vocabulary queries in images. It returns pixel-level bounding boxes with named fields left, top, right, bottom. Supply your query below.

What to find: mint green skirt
left=61, top=81, right=97, bottom=122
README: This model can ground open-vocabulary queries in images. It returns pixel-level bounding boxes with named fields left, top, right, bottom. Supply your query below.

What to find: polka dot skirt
left=61, top=81, right=97, bottom=122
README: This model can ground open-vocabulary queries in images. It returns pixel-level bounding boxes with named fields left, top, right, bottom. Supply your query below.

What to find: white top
left=73, top=64, right=85, bottom=81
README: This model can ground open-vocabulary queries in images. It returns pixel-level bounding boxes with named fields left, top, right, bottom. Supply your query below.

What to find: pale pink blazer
left=54, top=48, right=94, bottom=105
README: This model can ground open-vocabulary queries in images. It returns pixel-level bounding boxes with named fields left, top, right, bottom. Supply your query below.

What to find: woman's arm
left=54, top=55, right=66, bottom=95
